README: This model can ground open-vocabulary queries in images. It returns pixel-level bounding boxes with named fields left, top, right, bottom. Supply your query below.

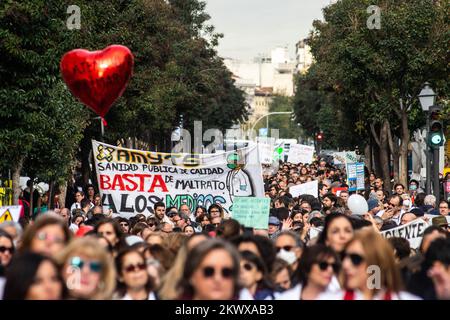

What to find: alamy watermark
left=66, top=5, right=81, bottom=30
left=367, top=5, right=381, bottom=30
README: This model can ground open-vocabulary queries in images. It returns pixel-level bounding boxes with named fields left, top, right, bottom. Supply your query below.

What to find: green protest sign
left=232, top=197, right=270, bottom=229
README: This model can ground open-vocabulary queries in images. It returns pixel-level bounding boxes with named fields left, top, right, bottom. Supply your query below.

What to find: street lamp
left=249, top=111, right=292, bottom=140
left=418, top=82, right=436, bottom=112
left=418, top=82, right=437, bottom=194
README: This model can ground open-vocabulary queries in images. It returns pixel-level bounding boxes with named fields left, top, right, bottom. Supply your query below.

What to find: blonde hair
left=346, top=229, right=403, bottom=294
left=56, top=237, right=116, bottom=300
left=157, top=244, right=188, bottom=300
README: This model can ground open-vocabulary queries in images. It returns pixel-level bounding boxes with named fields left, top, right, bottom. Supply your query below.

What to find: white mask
left=277, top=249, right=297, bottom=265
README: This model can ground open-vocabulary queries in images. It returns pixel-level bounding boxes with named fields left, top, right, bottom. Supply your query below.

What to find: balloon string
left=101, top=118, right=108, bottom=127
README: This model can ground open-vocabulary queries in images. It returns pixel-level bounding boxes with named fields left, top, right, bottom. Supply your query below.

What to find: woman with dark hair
left=20, top=213, right=72, bottom=258
left=3, top=252, right=64, bottom=300
left=196, top=213, right=210, bottom=228
left=114, top=247, right=156, bottom=300
left=239, top=250, right=274, bottom=300
left=277, top=244, right=340, bottom=300
left=94, top=218, right=126, bottom=255
left=117, top=218, right=130, bottom=234
left=194, top=206, right=207, bottom=219
left=183, top=225, right=195, bottom=237
left=0, top=229, right=14, bottom=268
left=216, top=219, right=241, bottom=241
left=178, top=239, right=241, bottom=300
left=208, top=204, right=224, bottom=219
left=317, top=213, right=354, bottom=255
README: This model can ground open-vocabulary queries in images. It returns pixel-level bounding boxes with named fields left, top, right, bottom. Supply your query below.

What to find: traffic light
left=428, top=106, right=444, bottom=149
left=316, top=131, right=324, bottom=142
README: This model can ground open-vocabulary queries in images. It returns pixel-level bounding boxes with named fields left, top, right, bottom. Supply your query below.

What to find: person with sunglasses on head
left=114, top=247, right=156, bottom=300
left=277, top=244, right=340, bottom=300
left=178, top=239, right=241, bottom=300
left=56, top=237, right=116, bottom=300
left=3, top=252, right=64, bottom=300
left=320, top=229, right=420, bottom=300
left=239, top=250, right=274, bottom=300
left=20, top=213, right=72, bottom=259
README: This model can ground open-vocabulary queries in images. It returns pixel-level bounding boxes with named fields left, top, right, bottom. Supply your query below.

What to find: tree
left=305, top=0, right=449, bottom=189
left=0, top=0, right=90, bottom=204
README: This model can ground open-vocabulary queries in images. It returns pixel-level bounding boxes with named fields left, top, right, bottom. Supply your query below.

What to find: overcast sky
left=204, top=0, right=333, bottom=61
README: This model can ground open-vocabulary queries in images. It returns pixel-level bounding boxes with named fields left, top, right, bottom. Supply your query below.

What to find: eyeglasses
left=148, top=223, right=155, bottom=227
left=36, top=232, right=65, bottom=244
left=123, top=263, right=146, bottom=273
left=69, top=256, right=102, bottom=273
left=276, top=245, right=294, bottom=253
left=242, top=262, right=255, bottom=272
left=343, top=253, right=365, bottom=266
left=0, top=246, right=14, bottom=254
left=202, top=266, right=233, bottom=279
left=119, top=223, right=129, bottom=227
left=317, top=261, right=339, bottom=273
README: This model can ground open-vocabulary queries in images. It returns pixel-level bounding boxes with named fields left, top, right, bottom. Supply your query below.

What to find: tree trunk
left=370, top=122, right=391, bottom=191
left=399, top=109, right=410, bottom=187
left=11, top=157, right=24, bottom=205
left=48, top=180, right=54, bottom=210
left=59, top=180, right=67, bottom=209
left=379, top=121, right=392, bottom=191
left=364, top=143, right=372, bottom=172
left=386, top=121, right=399, bottom=184
left=380, top=125, right=391, bottom=188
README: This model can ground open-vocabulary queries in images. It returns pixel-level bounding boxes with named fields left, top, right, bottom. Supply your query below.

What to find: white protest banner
left=381, top=219, right=429, bottom=249
left=287, top=144, right=314, bottom=164
left=92, top=140, right=264, bottom=218
left=0, top=205, right=21, bottom=223
left=289, top=180, right=319, bottom=198
left=258, top=143, right=274, bottom=165
left=232, top=197, right=270, bottom=229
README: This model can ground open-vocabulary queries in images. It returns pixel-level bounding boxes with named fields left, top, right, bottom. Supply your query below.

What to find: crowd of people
left=0, top=158, right=449, bottom=300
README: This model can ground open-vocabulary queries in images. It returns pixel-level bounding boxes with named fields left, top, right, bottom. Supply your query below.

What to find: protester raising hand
left=281, top=217, right=293, bottom=231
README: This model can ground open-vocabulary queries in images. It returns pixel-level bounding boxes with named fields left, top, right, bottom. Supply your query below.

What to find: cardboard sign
left=347, top=162, right=365, bottom=192
left=333, top=151, right=357, bottom=165
left=231, top=197, right=270, bottom=229
left=289, top=180, right=319, bottom=198
left=0, top=205, right=21, bottom=223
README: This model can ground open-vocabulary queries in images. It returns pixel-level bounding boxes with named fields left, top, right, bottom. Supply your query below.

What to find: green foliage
left=0, top=0, right=247, bottom=186
left=300, top=0, right=449, bottom=144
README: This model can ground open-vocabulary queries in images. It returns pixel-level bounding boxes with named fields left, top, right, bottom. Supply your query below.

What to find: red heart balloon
left=60, top=45, right=134, bottom=119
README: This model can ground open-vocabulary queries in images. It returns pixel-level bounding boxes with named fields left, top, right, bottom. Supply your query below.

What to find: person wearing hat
left=367, top=198, right=381, bottom=216
left=432, top=216, right=450, bottom=233
left=268, top=216, right=281, bottom=239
